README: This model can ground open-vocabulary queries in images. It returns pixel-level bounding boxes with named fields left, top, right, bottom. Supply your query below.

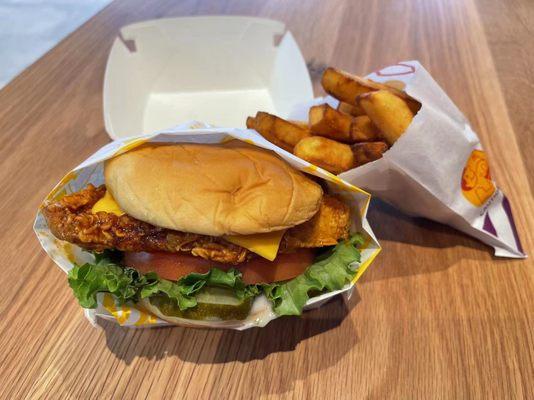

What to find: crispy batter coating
left=42, top=185, right=250, bottom=264
left=282, top=195, right=351, bottom=249
left=42, top=185, right=350, bottom=264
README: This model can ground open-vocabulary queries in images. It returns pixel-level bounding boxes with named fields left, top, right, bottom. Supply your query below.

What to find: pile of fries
left=247, top=68, right=421, bottom=174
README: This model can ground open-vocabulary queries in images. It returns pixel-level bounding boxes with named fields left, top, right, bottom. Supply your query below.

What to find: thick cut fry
left=404, top=97, right=422, bottom=114
left=251, top=112, right=310, bottom=152
left=358, top=90, right=414, bottom=145
left=322, top=67, right=421, bottom=114
left=309, top=104, right=353, bottom=142
left=350, top=115, right=382, bottom=142
left=352, top=142, right=389, bottom=167
left=246, top=116, right=256, bottom=129
left=294, top=136, right=354, bottom=174
left=337, top=101, right=365, bottom=117
left=289, top=120, right=309, bottom=130
left=322, top=67, right=380, bottom=103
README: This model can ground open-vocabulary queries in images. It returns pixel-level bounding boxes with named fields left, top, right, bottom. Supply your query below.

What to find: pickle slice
left=147, top=287, right=252, bottom=321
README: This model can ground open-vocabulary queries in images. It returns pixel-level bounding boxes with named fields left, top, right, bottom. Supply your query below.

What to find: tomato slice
left=238, top=250, right=315, bottom=284
left=123, top=249, right=315, bottom=285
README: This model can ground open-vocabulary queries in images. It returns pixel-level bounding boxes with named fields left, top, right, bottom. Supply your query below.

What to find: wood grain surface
left=1, top=0, right=533, bottom=399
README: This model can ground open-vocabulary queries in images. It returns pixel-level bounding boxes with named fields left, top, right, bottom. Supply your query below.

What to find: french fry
left=352, top=141, right=389, bottom=167
left=249, top=65, right=422, bottom=171
left=289, top=120, right=310, bottom=130
left=309, top=104, right=353, bottom=143
left=246, top=116, right=256, bottom=129
left=358, top=90, right=414, bottom=145
left=322, top=67, right=380, bottom=104
left=350, top=115, right=382, bottom=142
left=309, top=104, right=382, bottom=143
left=337, top=101, right=365, bottom=117
left=251, top=112, right=310, bottom=152
left=294, top=136, right=354, bottom=174
left=322, top=67, right=421, bottom=114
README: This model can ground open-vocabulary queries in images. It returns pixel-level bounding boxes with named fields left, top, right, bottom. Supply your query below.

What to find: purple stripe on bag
left=483, top=213, right=497, bottom=237
left=501, top=195, right=524, bottom=254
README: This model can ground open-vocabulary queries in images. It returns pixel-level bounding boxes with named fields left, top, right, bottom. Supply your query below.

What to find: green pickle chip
left=149, top=287, right=253, bottom=321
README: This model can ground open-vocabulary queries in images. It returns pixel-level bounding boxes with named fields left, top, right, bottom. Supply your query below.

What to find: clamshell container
left=104, top=16, right=313, bottom=138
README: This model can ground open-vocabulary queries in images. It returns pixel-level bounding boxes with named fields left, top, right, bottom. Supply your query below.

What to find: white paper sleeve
left=291, top=61, right=524, bottom=258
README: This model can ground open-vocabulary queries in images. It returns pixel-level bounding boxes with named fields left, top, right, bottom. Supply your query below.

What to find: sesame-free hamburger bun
left=104, top=142, right=323, bottom=236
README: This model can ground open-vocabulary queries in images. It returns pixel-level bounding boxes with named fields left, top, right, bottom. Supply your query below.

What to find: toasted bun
left=104, top=142, right=323, bottom=236
left=139, top=295, right=276, bottom=328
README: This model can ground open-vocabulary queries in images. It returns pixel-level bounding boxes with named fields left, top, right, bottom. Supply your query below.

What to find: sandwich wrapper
left=290, top=61, right=525, bottom=258
left=34, top=123, right=381, bottom=329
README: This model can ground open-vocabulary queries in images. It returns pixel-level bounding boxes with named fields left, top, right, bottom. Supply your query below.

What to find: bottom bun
left=139, top=295, right=277, bottom=329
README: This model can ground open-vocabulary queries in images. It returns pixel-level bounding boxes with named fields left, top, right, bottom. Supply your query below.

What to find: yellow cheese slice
left=225, top=229, right=286, bottom=261
left=91, top=189, right=284, bottom=260
left=91, top=190, right=125, bottom=216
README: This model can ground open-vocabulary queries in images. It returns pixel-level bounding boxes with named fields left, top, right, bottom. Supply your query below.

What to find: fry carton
left=34, top=123, right=380, bottom=330
left=291, top=61, right=524, bottom=258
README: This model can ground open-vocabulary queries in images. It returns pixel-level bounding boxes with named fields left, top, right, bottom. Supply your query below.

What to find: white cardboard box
left=104, top=16, right=313, bottom=139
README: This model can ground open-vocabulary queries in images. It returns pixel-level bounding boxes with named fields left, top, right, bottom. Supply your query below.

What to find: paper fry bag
left=34, top=123, right=380, bottom=330
left=293, top=61, right=524, bottom=258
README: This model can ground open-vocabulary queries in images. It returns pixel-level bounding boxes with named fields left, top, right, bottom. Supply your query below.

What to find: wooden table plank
left=0, top=0, right=532, bottom=399
left=474, top=0, right=534, bottom=191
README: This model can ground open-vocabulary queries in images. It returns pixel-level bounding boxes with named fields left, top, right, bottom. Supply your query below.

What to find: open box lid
left=103, top=16, right=313, bottom=139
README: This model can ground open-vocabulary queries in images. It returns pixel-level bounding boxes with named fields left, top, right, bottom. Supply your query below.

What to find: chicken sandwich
left=42, top=142, right=363, bottom=324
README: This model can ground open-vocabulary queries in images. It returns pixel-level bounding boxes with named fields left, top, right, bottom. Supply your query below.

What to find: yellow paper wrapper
left=34, top=122, right=380, bottom=330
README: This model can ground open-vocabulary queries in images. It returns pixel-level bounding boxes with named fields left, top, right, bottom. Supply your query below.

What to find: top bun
left=104, top=142, right=323, bottom=236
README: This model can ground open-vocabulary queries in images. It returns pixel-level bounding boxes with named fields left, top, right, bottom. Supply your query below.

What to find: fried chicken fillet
left=42, top=185, right=351, bottom=264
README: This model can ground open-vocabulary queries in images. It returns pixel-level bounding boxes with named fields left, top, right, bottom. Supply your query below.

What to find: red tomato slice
left=238, top=250, right=315, bottom=284
left=123, top=249, right=315, bottom=285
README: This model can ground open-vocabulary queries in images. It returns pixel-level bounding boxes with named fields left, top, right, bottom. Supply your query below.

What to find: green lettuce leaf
left=67, top=234, right=364, bottom=317
left=263, top=234, right=363, bottom=316
left=67, top=258, right=147, bottom=308
left=139, top=268, right=248, bottom=311
left=68, top=255, right=252, bottom=311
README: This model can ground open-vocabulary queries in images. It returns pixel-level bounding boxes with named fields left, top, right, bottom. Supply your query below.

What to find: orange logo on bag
left=461, top=150, right=495, bottom=207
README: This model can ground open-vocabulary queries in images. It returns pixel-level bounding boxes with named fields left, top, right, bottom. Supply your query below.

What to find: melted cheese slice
left=225, top=229, right=286, bottom=261
left=91, top=189, right=285, bottom=260
left=91, top=190, right=125, bottom=216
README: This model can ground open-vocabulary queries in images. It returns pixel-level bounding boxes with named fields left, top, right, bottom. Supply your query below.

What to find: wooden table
left=1, top=1, right=532, bottom=398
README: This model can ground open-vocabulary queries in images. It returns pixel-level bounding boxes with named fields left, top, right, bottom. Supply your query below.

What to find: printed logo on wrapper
left=364, top=62, right=418, bottom=88
left=461, top=150, right=496, bottom=207
left=374, top=63, right=416, bottom=77
left=33, top=122, right=381, bottom=330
